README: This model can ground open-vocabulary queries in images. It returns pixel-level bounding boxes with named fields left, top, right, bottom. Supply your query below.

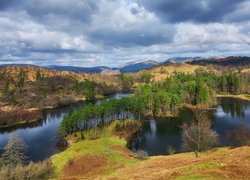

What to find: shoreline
left=0, top=91, right=132, bottom=130
left=1, top=93, right=249, bottom=130
left=0, top=95, right=106, bottom=130
left=0, top=118, right=43, bottom=129
left=216, top=94, right=250, bottom=101
left=51, top=120, right=141, bottom=178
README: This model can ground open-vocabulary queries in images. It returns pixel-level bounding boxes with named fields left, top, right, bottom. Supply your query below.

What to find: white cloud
left=0, top=0, right=249, bottom=66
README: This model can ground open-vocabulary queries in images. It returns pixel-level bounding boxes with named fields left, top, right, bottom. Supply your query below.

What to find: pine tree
left=1, top=134, right=27, bottom=168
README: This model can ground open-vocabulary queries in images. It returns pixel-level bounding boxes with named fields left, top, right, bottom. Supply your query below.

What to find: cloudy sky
left=0, top=0, right=249, bottom=67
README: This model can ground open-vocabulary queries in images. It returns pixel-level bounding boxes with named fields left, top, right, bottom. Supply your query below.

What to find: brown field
left=109, top=146, right=250, bottom=180
left=63, top=155, right=108, bottom=179
left=58, top=145, right=250, bottom=180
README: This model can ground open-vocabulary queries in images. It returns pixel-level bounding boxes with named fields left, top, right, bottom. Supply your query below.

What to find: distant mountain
left=188, top=56, right=250, bottom=67
left=46, top=60, right=160, bottom=74
left=0, top=64, right=38, bottom=68
left=0, top=61, right=160, bottom=74
left=47, top=65, right=119, bottom=74
left=165, top=57, right=203, bottom=63
left=119, top=60, right=159, bottom=72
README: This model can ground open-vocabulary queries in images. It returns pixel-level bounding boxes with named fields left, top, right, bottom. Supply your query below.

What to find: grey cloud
left=138, top=0, right=247, bottom=23
left=0, top=0, right=249, bottom=67
left=88, top=26, right=174, bottom=47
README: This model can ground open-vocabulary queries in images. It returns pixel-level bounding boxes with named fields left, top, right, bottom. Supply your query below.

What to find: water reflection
left=0, top=93, right=128, bottom=162
left=132, top=98, right=250, bottom=156
left=219, top=97, right=249, bottom=118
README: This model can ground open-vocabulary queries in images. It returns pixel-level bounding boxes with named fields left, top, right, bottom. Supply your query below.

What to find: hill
left=51, top=121, right=250, bottom=179
left=48, top=60, right=160, bottom=73
left=119, top=60, right=159, bottom=72
left=134, top=62, right=217, bottom=81
left=0, top=66, right=127, bottom=127
left=47, top=65, right=119, bottom=74
left=188, top=56, right=250, bottom=69
left=131, top=57, right=250, bottom=82
left=165, top=56, right=203, bottom=62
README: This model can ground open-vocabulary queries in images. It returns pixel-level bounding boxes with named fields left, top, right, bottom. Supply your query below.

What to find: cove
left=131, top=97, right=250, bottom=155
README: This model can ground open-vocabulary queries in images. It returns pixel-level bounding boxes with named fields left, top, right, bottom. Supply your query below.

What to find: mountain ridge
left=1, top=56, right=249, bottom=74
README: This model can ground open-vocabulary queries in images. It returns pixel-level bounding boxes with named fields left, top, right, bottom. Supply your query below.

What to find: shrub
left=135, top=150, right=148, bottom=160
left=0, top=160, right=54, bottom=180
left=226, top=125, right=250, bottom=147
left=80, top=132, right=85, bottom=140
left=166, top=145, right=176, bottom=155
left=68, top=159, right=74, bottom=166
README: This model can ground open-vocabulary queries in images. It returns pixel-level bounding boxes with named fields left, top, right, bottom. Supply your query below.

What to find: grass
left=51, top=120, right=250, bottom=179
left=216, top=93, right=250, bottom=101
left=51, top=120, right=139, bottom=178
left=176, top=161, right=222, bottom=180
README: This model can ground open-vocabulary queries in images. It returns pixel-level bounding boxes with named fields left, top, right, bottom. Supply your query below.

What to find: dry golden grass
left=141, top=63, right=218, bottom=81
left=216, top=94, right=250, bottom=101
left=109, top=146, right=250, bottom=180
left=52, top=122, right=250, bottom=180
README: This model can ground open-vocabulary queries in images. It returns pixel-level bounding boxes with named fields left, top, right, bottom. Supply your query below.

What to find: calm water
left=0, top=93, right=128, bottom=162
left=1, top=96, right=249, bottom=161
left=131, top=98, right=250, bottom=155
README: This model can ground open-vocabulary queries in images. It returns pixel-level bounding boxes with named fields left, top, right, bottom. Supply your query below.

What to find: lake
left=0, top=96, right=249, bottom=161
left=131, top=97, right=250, bottom=155
left=0, top=93, right=128, bottom=162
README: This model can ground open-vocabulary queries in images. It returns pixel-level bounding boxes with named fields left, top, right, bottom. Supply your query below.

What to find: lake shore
left=51, top=119, right=250, bottom=179
left=51, top=120, right=141, bottom=178
left=216, top=93, right=250, bottom=101
left=0, top=94, right=105, bottom=129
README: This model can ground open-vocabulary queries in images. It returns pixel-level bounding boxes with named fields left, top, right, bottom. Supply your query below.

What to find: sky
left=0, top=0, right=249, bottom=67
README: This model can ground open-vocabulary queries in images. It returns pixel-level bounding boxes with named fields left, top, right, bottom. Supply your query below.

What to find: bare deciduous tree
left=181, top=106, right=218, bottom=156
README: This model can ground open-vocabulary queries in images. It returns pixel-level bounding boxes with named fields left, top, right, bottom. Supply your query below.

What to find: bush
left=68, top=159, right=74, bottom=166
left=115, top=123, right=122, bottom=131
left=135, top=150, right=148, bottom=160
left=166, top=145, right=176, bottom=155
left=0, top=160, right=54, bottom=180
left=80, top=132, right=85, bottom=140
left=226, top=125, right=250, bottom=147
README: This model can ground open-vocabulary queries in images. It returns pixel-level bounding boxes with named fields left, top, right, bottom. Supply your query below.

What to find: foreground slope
left=110, top=146, right=250, bottom=180
left=51, top=121, right=250, bottom=179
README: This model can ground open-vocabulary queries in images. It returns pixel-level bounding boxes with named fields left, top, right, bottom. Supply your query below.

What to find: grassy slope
left=142, top=63, right=217, bottom=81
left=51, top=121, right=139, bottom=179
left=51, top=121, right=250, bottom=179
left=112, top=147, right=250, bottom=180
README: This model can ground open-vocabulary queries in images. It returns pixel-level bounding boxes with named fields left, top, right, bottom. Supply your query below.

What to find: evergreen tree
left=84, top=81, right=96, bottom=101
left=2, top=134, right=27, bottom=168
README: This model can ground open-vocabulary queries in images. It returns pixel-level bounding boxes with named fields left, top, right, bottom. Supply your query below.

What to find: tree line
left=60, top=96, right=144, bottom=138
left=60, top=70, right=249, bottom=137
left=60, top=70, right=209, bottom=136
